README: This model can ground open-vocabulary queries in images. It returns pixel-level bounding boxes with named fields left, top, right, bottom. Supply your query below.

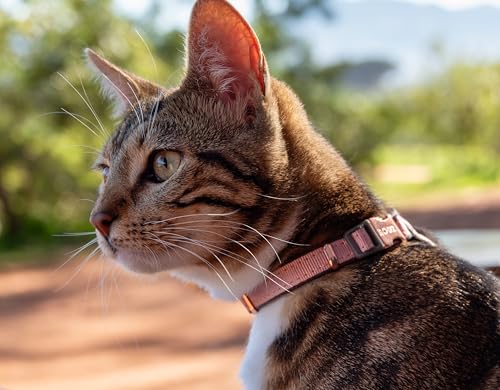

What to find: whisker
left=57, top=72, right=108, bottom=137
left=145, top=234, right=238, bottom=300
left=150, top=231, right=234, bottom=281
left=55, top=245, right=100, bottom=292
left=39, top=111, right=102, bottom=136
left=147, top=95, right=161, bottom=137
left=53, top=232, right=96, bottom=237
left=145, top=245, right=161, bottom=272
left=206, top=220, right=282, bottom=263
left=143, top=209, right=240, bottom=225
left=54, top=238, right=98, bottom=273
left=79, top=75, right=110, bottom=137
left=79, top=198, right=96, bottom=203
left=70, top=144, right=101, bottom=153
left=60, top=107, right=100, bottom=138
left=166, top=235, right=293, bottom=293
left=135, top=29, right=159, bottom=80
left=99, top=256, right=113, bottom=312
left=151, top=226, right=267, bottom=282
left=258, top=193, right=308, bottom=201
left=91, top=69, right=142, bottom=126
left=157, top=219, right=308, bottom=247
left=128, top=82, right=145, bottom=124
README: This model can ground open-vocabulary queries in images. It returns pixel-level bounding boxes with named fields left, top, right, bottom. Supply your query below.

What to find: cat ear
left=185, top=0, right=270, bottom=100
left=84, top=48, right=160, bottom=117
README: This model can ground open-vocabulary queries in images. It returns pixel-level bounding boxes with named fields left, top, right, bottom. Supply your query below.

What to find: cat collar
left=240, top=211, right=435, bottom=313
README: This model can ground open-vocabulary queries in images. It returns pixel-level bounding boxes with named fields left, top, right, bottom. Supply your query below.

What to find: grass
left=364, top=144, right=500, bottom=208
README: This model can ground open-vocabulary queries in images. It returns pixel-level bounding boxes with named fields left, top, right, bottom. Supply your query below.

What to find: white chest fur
left=240, top=296, right=289, bottom=390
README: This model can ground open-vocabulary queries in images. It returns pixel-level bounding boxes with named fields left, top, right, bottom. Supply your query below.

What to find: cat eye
left=95, top=164, right=110, bottom=181
left=150, top=150, right=181, bottom=182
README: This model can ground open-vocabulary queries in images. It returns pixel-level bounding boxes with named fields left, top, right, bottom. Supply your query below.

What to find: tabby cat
left=86, top=0, right=499, bottom=388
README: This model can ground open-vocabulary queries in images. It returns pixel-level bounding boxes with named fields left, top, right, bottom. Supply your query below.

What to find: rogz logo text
left=377, top=226, right=397, bottom=237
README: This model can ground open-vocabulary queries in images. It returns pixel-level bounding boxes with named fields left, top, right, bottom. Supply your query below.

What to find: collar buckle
left=345, top=215, right=406, bottom=259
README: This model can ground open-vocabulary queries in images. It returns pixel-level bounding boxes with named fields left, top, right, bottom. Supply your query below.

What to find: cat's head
left=86, top=0, right=308, bottom=296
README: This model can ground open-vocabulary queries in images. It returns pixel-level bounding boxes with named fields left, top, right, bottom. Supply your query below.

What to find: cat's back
left=267, top=243, right=499, bottom=389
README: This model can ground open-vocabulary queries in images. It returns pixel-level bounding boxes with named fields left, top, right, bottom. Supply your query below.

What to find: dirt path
left=0, top=260, right=250, bottom=390
left=401, top=187, right=500, bottom=229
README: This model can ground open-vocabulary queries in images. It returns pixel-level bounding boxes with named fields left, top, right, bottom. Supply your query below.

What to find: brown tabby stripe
left=171, top=196, right=250, bottom=210
left=195, top=151, right=272, bottom=194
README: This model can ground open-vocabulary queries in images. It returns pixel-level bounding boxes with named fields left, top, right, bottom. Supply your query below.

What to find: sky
left=111, top=0, right=500, bottom=87
left=400, top=0, right=500, bottom=9
left=3, top=0, right=500, bottom=86
left=301, top=0, right=500, bottom=85
left=115, top=0, right=500, bottom=21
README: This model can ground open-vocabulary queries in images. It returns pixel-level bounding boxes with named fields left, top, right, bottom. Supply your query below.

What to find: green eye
left=152, top=150, right=181, bottom=182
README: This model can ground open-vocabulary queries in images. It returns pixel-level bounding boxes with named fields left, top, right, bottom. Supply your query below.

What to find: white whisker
left=152, top=225, right=267, bottom=282
left=79, top=198, right=96, bottom=203
left=79, top=75, right=110, bottom=137
left=54, top=238, right=98, bottom=273
left=57, top=72, right=108, bottom=138
left=39, top=111, right=102, bottom=136
left=143, top=209, right=240, bottom=225
left=135, top=29, right=159, bottom=80
left=60, top=107, right=100, bottom=137
left=55, top=245, right=100, bottom=292
left=151, top=231, right=234, bottom=281
left=70, top=144, right=101, bottom=153
left=258, top=193, right=308, bottom=201
left=53, top=232, right=96, bottom=237
left=166, top=235, right=293, bottom=293
left=145, top=233, right=238, bottom=300
left=93, top=70, right=142, bottom=125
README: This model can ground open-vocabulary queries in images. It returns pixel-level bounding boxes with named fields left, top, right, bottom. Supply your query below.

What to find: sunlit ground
left=0, top=259, right=249, bottom=390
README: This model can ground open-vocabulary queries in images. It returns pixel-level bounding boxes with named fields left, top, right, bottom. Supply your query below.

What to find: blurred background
left=0, top=0, right=499, bottom=389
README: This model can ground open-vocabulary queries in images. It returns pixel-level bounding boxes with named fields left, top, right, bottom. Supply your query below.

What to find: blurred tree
left=364, top=63, right=500, bottom=152
left=0, top=0, right=176, bottom=246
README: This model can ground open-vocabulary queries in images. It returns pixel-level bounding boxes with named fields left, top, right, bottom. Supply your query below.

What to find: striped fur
left=87, top=0, right=499, bottom=389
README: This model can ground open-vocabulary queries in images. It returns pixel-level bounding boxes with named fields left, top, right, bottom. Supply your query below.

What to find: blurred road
left=0, top=260, right=249, bottom=390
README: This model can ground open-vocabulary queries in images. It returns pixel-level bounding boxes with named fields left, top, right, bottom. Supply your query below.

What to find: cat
left=85, top=0, right=499, bottom=389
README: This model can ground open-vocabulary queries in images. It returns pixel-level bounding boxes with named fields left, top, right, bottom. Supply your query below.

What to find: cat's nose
left=90, top=211, right=115, bottom=238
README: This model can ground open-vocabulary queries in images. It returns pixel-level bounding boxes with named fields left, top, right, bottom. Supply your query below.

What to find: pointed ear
left=185, top=0, right=269, bottom=100
left=85, top=48, right=160, bottom=117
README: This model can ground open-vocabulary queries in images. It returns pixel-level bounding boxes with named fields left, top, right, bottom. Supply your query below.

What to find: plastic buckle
left=344, top=219, right=386, bottom=259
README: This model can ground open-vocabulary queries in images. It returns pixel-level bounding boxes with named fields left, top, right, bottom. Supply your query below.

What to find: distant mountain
left=292, top=0, right=500, bottom=86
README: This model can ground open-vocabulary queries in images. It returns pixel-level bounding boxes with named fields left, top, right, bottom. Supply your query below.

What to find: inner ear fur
left=184, top=0, right=270, bottom=100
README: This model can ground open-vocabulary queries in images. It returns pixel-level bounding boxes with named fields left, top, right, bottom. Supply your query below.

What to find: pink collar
left=241, top=212, right=433, bottom=313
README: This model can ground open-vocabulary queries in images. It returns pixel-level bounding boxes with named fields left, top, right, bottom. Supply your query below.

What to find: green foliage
left=0, top=0, right=182, bottom=247
left=294, top=63, right=500, bottom=166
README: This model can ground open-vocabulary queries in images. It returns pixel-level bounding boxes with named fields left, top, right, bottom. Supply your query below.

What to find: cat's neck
left=271, top=79, right=385, bottom=265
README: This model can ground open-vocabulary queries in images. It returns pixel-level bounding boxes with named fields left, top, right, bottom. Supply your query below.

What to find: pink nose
left=90, top=212, right=115, bottom=238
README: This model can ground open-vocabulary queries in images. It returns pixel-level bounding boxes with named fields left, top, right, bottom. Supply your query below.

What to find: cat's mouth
left=95, top=232, right=117, bottom=256
left=95, top=231, right=197, bottom=274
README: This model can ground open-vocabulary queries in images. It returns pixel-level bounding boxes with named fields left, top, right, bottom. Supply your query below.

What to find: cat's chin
left=112, top=249, right=186, bottom=274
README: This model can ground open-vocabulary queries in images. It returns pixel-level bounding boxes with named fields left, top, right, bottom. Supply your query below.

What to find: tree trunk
left=0, top=182, right=19, bottom=239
